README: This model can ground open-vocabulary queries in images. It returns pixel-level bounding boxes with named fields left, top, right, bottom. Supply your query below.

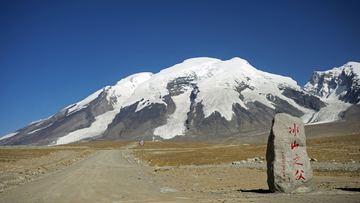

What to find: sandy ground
left=0, top=149, right=359, bottom=203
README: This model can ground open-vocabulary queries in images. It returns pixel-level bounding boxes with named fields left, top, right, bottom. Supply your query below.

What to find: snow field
left=153, top=91, right=192, bottom=139
left=0, top=132, right=18, bottom=141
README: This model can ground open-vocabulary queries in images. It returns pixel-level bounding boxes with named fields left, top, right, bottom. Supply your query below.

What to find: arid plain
left=0, top=133, right=359, bottom=202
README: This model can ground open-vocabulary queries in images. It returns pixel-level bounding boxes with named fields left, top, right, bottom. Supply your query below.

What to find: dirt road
left=0, top=150, right=359, bottom=203
left=0, top=150, right=187, bottom=203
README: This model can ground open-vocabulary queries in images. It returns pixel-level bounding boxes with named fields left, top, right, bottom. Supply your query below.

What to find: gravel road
left=0, top=150, right=187, bottom=203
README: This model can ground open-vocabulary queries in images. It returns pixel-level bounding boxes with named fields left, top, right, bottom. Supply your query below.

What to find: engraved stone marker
left=266, top=113, right=313, bottom=193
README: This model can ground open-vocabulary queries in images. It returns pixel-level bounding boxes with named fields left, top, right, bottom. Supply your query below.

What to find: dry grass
left=60, top=141, right=133, bottom=149
left=1, top=134, right=358, bottom=166
left=133, top=134, right=360, bottom=167
left=0, top=148, right=69, bottom=163
left=133, top=142, right=266, bottom=166
left=307, top=134, right=360, bottom=163
left=0, top=140, right=133, bottom=163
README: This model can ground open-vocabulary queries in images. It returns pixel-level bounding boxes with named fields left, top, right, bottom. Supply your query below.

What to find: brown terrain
left=0, top=134, right=359, bottom=202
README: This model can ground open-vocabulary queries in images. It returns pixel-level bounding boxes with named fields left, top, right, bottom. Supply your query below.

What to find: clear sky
left=1, top=0, right=360, bottom=138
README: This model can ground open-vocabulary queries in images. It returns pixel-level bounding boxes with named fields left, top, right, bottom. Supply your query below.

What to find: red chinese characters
left=289, top=123, right=306, bottom=181
left=289, top=123, right=299, bottom=136
left=295, top=170, right=306, bottom=180
left=293, top=154, right=303, bottom=166
left=291, top=140, right=299, bottom=149
left=282, top=151, right=286, bottom=181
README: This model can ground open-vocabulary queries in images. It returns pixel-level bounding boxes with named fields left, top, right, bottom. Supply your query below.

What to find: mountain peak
left=304, top=62, right=360, bottom=103
left=344, top=62, right=360, bottom=76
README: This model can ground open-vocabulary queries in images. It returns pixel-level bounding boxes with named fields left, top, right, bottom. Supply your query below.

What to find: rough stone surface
left=266, top=113, right=313, bottom=193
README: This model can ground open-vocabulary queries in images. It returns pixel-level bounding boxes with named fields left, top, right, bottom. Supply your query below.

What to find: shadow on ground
left=239, top=189, right=271, bottom=194
left=336, top=188, right=360, bottom=192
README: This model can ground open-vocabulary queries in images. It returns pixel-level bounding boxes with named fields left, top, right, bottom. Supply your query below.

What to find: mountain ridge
left=1, top=57, right=359, bottom=146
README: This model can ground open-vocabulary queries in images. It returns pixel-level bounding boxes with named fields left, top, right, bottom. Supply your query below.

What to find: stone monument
left=266, top=113, right=313, bottom=193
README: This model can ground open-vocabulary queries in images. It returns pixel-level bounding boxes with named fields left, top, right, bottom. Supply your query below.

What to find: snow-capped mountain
left=1, top=58, right=359, bottom=146
left=304, top=62, right=360, bottom=103
left=302, top=62, right=360, bottom=124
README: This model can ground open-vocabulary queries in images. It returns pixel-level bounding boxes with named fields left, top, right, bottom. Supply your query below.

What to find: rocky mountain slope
left=303, top=62, right=360, bottom=124
left=304, top=62, right=360, bottom=104
left=1, top=58, right=359, bottom=146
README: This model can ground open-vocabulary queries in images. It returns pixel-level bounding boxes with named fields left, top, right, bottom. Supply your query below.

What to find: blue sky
left=1, top=0, right=360, bottom=137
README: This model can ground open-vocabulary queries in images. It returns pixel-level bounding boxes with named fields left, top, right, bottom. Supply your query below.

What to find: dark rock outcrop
left=101, top=95, right=176, bottom=141
left=282, top=88, right=326, bottom=111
